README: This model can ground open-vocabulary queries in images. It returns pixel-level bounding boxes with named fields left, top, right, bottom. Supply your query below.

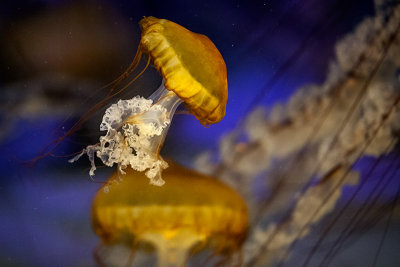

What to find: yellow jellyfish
left=92, top=161, right=248, bottom=267
left=70, top=17, right=228, bottom=186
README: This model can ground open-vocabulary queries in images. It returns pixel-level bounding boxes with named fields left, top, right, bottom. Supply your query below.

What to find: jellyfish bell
left=139, top=16, right=228, bottom=125
left=92, top=161, right=248, bottom=267
left=70, top=16, right=228, bottom=185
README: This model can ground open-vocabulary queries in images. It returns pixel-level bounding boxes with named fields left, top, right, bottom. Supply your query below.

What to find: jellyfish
left=70, top=17, right=228, bottom=186
left=91, top=161, right=248, bottom=267
left=194, top=1, right=400, bottom=266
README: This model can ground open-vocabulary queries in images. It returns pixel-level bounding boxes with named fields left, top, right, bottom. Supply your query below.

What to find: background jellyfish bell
left=91, top=161, right=248, bottom=266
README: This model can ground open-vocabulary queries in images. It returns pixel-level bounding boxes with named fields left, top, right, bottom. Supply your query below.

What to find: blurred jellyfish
left=70, top=17, right=228, bottom=186
left=195, top=1, right=400, bottom=266
left=91, top=161, right=248, bottom=267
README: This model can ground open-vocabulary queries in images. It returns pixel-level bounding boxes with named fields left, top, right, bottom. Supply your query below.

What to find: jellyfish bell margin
left=70, top=16, right=228, bottom=185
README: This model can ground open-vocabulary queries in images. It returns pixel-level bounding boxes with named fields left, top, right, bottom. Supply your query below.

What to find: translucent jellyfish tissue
left=69, top=82, right=182, bottom=186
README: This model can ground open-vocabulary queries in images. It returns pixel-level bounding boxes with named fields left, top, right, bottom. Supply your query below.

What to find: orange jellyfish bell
left=139, top=16, right=228, bottom=125
left=92, top=161, right=248, bottom=266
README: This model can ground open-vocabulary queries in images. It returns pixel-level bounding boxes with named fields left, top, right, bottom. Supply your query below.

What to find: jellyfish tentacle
left=71, top=81, right=182, bottom=185
left=33, top=45, right=146, bottom=161
left=107, top=47, right=143, bottom=96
